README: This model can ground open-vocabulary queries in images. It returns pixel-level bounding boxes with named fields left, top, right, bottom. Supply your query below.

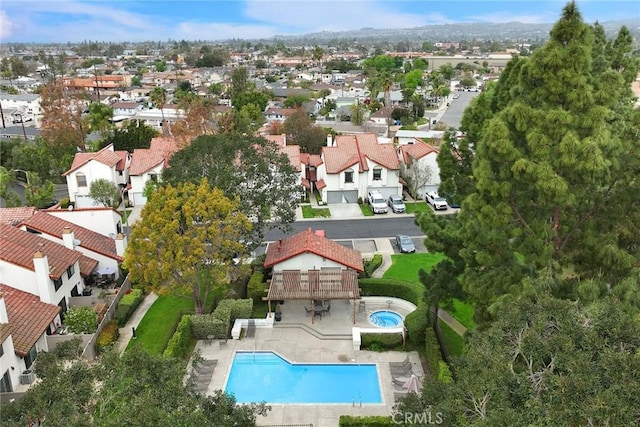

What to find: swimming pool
left=225, top=351, right=382, bottom=404
left=369, top=310, right=403, bottom=328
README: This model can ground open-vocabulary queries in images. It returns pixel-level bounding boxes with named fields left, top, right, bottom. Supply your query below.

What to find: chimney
left=33, top=251, right=54, bottom=304
left=115, top=233, right=127, bottom=257
left=62, top=227, right=75, bottom=250
left=326, top=134, right=333, bottom=147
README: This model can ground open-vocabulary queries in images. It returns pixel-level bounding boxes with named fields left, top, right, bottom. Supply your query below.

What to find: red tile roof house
left=397, top=139, right=441, bottom=196
left=264, top=107, right=297, bottom=124
left=263, top=134, right=307, bottom=193
left=0, top=224, right=97, bottom=308
left=45, top=206, right=125, bottom=239
left=263, top=228, right=364, bottom=322
left=0, top=285, right=61, bottom=393
left=316, top=133, right=402, bottom=204
left=63, top=143, right=131, bottom=208
left=18, top=212, right=125, bottom=280
left=128, top=136, right=181, bottom=206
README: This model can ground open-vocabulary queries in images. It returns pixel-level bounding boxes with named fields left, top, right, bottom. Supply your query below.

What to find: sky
left=1, top=0, right=639, bottom=43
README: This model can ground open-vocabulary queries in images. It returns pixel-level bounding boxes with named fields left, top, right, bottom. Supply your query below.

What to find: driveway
left=327, top=203, right=363, bottom=219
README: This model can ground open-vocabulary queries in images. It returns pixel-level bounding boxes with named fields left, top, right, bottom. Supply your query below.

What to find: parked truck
left=367, top=190, right=388, bottom=214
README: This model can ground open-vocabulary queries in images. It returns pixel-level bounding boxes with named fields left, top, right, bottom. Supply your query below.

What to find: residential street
left=264, top=216, right=425, bottom=242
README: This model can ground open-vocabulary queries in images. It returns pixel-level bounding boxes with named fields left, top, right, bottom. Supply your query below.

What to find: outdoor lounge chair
left=322, top=304, right=331, bottom=316
left=246, top=319, right=256, bottom=338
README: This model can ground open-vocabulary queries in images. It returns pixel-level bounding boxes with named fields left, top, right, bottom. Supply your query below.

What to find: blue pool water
left=369, top=310, right=403, bottom=328
left=225, top=352, right=381, bottom=404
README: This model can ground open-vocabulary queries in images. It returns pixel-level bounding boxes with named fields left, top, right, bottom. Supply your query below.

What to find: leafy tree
left=89, top=178, right=121, bottom=208
left=24, top=172, right=56, bottom=208
left=438, top=2, right=640, bottom=320
left=283, top=109, right=327, bottom=154
left=124, top=179, right=251, bottom=314
left=230, top=67, right=250, bottom=101
left=283, top=94, right=310, bottom=108
left=131, top=75, right=142, bottom=87
left=400, top=160, right=433, bottom=202
left=162, top=134, right=300, bottom=243
left=153, top=60, right=167, bottom=72
left=0, top=166, right=21, bottom=207
left=436, top=130, right=474, bottom=203
left=403, top=69, right=424, bottom=91
left=1, top=346, right=269, bottom=426
left=64, top=306, right=98, bottom=334
left=172, top=96, right=217, bottom=145
left=438, top=63, right=455, bottom=81
left=410, top=294, right=640, bottom=426
left=40, top=81, right=88, bottom=149
left=459, top=77, right=476, bottom=88
left=149, top=87, right=168, bottom=135
left=88, top=102, right=114, bottom=134
left=101, top=120, right=158, bottom=152
left=232, top=90, right=271, bottom=113
left=350, top=102, right=366, bottom=126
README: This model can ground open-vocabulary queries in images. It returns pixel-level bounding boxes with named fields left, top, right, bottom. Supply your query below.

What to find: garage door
left=326, top=190, right=358, bottom=203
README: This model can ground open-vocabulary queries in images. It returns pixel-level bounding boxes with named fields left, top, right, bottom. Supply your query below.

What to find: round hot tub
left=369, top=310, right=403, bottom=328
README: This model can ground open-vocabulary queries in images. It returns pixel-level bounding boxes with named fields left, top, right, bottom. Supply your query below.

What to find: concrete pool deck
left=192, top=298, right=423, bottom=427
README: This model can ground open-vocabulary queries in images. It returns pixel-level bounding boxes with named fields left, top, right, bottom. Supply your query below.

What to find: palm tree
left=149, top=86, right=168, bottom=135
left=380, top=71, right=393, bottom=107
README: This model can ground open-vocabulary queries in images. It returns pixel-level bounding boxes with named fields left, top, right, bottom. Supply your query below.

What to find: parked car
left=367, top=190, right=388, bottom=214
left=425, top=191, right=448, bottom=210
left=452, top=93, right=460, bottom=99
left=395, top=235, right=416, bottom=253
left=442, top=193, right=461, bottom=209
left=387, top=194, right=406, bottom=213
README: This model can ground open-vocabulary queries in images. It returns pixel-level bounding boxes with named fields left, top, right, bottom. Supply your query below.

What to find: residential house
left=132, top=105, right=185, bottom=132
left=128, top=137, right=180, bottom=206
left=264, top=107, right=297, bottom=124
left=18, top=212, right=126, bottom=280
left=263, top=228, right=363, bottom=319
left=317, top=133, right=402, bottom=203
left=397, top=139, right=441, bottom=196
left=0, top=207, right=37, bottom=226
left=61, top=75, right=130, bottom=92
left=111, top=101, right=140, bottom=117
left=0, top=285, right=61, bottom=393
left=394, top=129, right=445, bottom=146
left=45, top=207, right=124, bottom=237
left=0, top=93, right=42, bottom=118
left=63, top=144, right=131, bottom=208
left=369, top=106, right=394, bottom=126
left=0, top=224, right=97, bottom=310
left=263, top=134, right=306, bottom=193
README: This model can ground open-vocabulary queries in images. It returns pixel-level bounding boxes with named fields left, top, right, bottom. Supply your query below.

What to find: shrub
left=359, top=278, right=422, bottom=305
left=96, top=320, right=120, bottom=353
left=361, top=333, right=403, bottom=350
left=247, top=271, right=266, bottom=304
left=114, top=288, right=144, bottom=326
left=59, top=197, right=71, bottom=208
left=190, top=299, right=253, bottom=339
left=424, top=327, right=441, bottom=377
left=360, top=254, right=383, bottom=278
left=339, top=415, right=394, bottom=426
left=64, top=306, right=98, bottom=334
left=163, top=315, right=192, bottom=359
left=404, top=302, right=429, bottom=346
left=357, top=197, right=363, bottom=205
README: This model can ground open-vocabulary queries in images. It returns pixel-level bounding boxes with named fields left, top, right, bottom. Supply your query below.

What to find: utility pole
left=16, top=113, right=27, bottom=141
left=0, top=99, right=5, bottom=128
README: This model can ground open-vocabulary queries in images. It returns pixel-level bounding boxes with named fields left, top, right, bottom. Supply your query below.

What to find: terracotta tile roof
left=316, top=179, right=327, bottom=190
left=115, top=151, right=129, bottom=171
left=301, top=178, right=310, bottom=189
left=301, top=153, right=323, bottom=167
left=279, top=145, right=301, bottom=171
left=323, top=133, right=399, bottom=174
left=0, top=224, right=90, bottom=279
left=112, top=101, right=137, bottom=109
left=78, top=255, right=99, bottom=277
left=265, top=107, right=297, bottom=117
left=64, top=144, right=122, bottom=175
left=0, top=284, right=60, bottom=357
left=264, top=228, right=363, bottom=272
left=399, top=140, right=439, bottom=163
left=19, top=212, right=123, bottom=262
left=263, top=134, right=286, bottom=147
left=0, top=207, right=37, bottom=226
left=129, top=137, right=180, bottom=175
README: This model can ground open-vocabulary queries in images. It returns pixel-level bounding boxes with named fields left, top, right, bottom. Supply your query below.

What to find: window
left=67, top=264, right=75, bottom=280
left=0, top=370, right=11, bottom=393
left=24, top=345, right=37, bottom=369
left=344, top=170, right=354, bottom=183
left=76, top=173, right=87, bottom=187
left=373, top=168, right=382, bottom=180
left=53, top=277, right=63, bottom=291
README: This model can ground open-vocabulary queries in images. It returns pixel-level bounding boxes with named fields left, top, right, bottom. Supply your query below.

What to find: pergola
left=265, top=268, right=361, bottom=323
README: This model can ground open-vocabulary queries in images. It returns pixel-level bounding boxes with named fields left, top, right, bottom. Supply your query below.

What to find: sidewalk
left=116, top=292, right=158, bottom=353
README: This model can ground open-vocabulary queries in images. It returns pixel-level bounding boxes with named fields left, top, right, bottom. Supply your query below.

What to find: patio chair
left=322, top=304, right=331, bottom=316
left=389, top=355, right=411, bottom=370
left=305, top=306, right=313, bottom=317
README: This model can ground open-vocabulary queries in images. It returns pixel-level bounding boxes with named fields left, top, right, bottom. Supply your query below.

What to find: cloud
left=175, top=22, right=281, bottom=40
left=0, top=10, right=17, bottom=39
left=466, top=11, right=554, bottom=24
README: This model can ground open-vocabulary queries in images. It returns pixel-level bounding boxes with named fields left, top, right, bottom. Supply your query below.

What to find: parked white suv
left=426, top=191, right=448, bottom=210
left=367, top=191, right=388, bottom=214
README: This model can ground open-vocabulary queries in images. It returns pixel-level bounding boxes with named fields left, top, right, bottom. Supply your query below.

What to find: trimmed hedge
left=247, top=271, right=266, bottom=304
left=361, top=332, right=403, bottom=350
left=360, top=254, right=383, bottom=278
left=96, top=320, right=119, bottom=353
left=163, top=315, right=192, bottom=359
left=339, top=415, right=394, bottom=426
left=191, top=298, right=253, bottom=340
left=114, top=288, right=144, bottom=326
left=359, top=278, right=423, bottom=305
left=404, top=302, right=429, bottom=346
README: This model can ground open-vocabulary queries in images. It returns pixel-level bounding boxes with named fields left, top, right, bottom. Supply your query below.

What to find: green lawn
left=126, top=295, right=195, bottom=355
left=405, top=201, right=430, bottom=214
left=301, top=205, right=331, bottom=218
left=450, top=299, right=476, bottom=329
left=382, top=252, right=446, bottom=283
left=359, top=204, right=374, bottom=216
left=439, top=320, right=464, bottom=357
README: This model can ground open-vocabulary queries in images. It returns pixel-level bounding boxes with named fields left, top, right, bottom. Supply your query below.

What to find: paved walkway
left=116, top=292, right=158, bottom=353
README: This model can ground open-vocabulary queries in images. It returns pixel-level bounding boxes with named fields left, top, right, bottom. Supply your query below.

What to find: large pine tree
left=444, top=2, right=639, bottom=319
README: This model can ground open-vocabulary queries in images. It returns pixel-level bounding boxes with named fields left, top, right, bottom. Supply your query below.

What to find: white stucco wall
left=272, top=253, right=348, bottom=271
left=66, top=162, right=118, bottom=204
left=46, top=209, right=122, bottom=237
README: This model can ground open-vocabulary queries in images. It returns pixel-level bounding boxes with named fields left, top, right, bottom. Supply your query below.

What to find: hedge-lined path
left=117, top=292, right=158, bottom=353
